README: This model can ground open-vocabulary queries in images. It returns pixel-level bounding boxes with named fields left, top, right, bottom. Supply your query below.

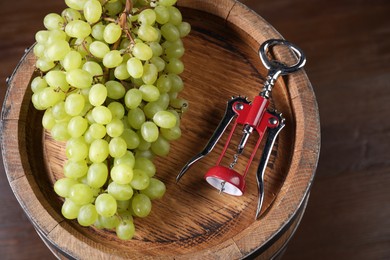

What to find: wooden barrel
left=1, top=0, right=320, bottom=259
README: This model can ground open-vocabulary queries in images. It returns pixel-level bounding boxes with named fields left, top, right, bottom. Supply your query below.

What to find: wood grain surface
left=1, top=0, right=319, bottom=258
left=0, top=0, right=389, bottom=260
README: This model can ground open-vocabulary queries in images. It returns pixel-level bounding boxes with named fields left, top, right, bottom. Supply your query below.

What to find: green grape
left=33, top=43, right=45, bottom=58
left=31, top=76, right=47, bottom=93
left=153, top=110, right=176, bottom=128
left=39, top=86, right=66, bottom=108
left=161, top=23, right=180, bottom=42
left=65, top=93, right=85, bottom=116
left=160, top=125, right=181, bottom=141
left=149, top=42, right=163, bottom=56
left=82, top=61, right=104, bottom=78
left=89, top=138, right=109, bottom=163
left=114, top=62, right=131, bottom=80
left=139, top=84, right=160, bottom=102
left=66, top=69, right=93, bottom=89
left=85, top=110, right=96, bottom=125
left=35, top=30, right=50, bottom=43
left=36, top=58, right=56, bottom=72
left=106, top=80, right=126, bottom=99
left=62, top=50, right=82, bottom=71
left=88, top=123, right=106, bottom=139
left=65, top=20, right=92, bottom=39
left=69, top=183, right=94, bottom=205
left=154, top=5, right=169, bottom=25
left=65, top=0, right=88, bottom=10
left=126, top=57, right=144, bottom=78
left=62, top=7, right=82, bottom=22
left=116, top=219, right=135, bottom=240
left=168, top=91, right=178, bottom=100
left=109, top=137, right=128, bottom=158
left=137, top=24, right=159, bottom=42
left=154, top=92, right=170, bottom=109
left=64, top=159, right=88, bottom=179
left=91, top=23, right=105, bottom=41
left=158, top=0, right=177, bottom=7
left=104, top=0, right=123, bottom=16
left=151, top=135, right=170, bottom=156
left=78, top=204, right=98, bottom=226
left=54, top=177, right=78, bottom=197
left=140, top=178, right=166, bottom=199
left=46, top=40, right=70, bottom=61
left=117, top=200, right=131, bottom=213
left=45, top=71, right=69, bottom=92
left=93, top=217, right=104, bottom=229
left=87, top=162, right=108, bottom=188
left=103, top=50, right=123, bottom=68
left=108, top=182, right=134, bottom=201
left=51, top=102, right=68, bottom=121
left=108, top=101, right=125, bottom=119
left=92, top=106, right=112, bottom=125
left=111, top=164, right=133, bottom=185
left=134, top=157, right=156, bottom=177
left=62, top=198, right=81, bottom=219
left=83, top=0, right=102, bottom=24
left=106, top=118, right=124, bottom=137
left=43, top=13, right=65, bottom=31
left=89, top=83, right=107, bottom=106
left=138, top=9, right=156, bottom=25
left=120, top=39, right=131, bottom=50
left=89, top=41, right=110, bottom=59
left=124, top=88, right=143, bottom=109
left=141, top=121, right=159, bottom=142
left=168, top=73, right=183, bottom=92
left=164, top=40, right=185, bottom=59
left=68, top=116, right=88, bottom=138
left=136, top=132, right=152, bottom=151
left=178, top=21, right=191, bottom=37
left=66, top=137, right=89, bottom=161
left=143, top=101, right=163, bottom=119
left=42, top=108, right=56, bottom=130
left=142, top=63, right=158, bottom=85
left=150, top=56, right=165, bottom=72
left=74, top=37, right=93, bottom=57
left=121, top=128, right=140, bottom=149
left=165, top=57, right=184, bottom=74
left=170, top=97, right=188, bottom=111
left=132, top=42, right=153, bottom=61
left=127, top=107, right=145, bottom=129
left=47, top=29, right=67, bottom=45
left=114, top=151, right=135, bottom=168
left=95, top=193, right=117, bottom=217
left=77, top=204, right=99, bottom=226
left=99, top=214, right=120, bottom=229
left=167, top=6, right=182, bottom=25
left=130, top=169, right=150, bottom=190
left=51, top=121, right=71, bottom=141
left=104, top=23, right=122, bottom=44
left=134, top=149, right=154, bottom=159
left=131, top=193, right=151, bottom=217
left=84, top=130, right=95, bottom=144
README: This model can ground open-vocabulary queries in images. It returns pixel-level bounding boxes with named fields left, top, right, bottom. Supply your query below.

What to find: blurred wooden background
left=0, top=0, right=389, bottom=259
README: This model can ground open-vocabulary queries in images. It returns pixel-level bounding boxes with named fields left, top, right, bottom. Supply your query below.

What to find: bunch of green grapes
left=30, top=0, right=190, bottom=240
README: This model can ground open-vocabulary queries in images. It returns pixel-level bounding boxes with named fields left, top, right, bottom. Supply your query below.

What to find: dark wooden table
left=1, top=0, right=389, bottom=259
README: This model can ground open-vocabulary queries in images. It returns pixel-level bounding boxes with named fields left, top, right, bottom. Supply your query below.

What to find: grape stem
left=112, top=0, right=135, bottom=51
left=103, top=17, right=117, bottom=23
left=105, top=0, right=135, bottom=82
